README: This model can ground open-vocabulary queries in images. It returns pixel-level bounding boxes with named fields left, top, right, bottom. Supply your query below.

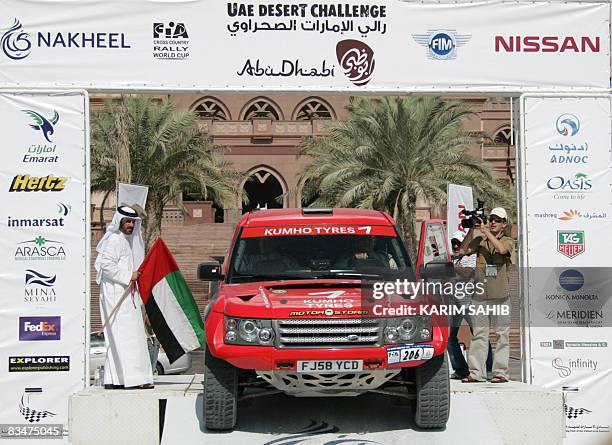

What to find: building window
left=294, top=98, right=334, bottom=120
left=242, top=98, right=282, bottom=120
left=493, top=126, right=512, bottom=145
left=194, top=98, right=229, bottom=120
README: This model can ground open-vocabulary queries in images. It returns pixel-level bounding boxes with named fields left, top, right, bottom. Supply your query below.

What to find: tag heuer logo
left=557, top=231, right=585, bottom=258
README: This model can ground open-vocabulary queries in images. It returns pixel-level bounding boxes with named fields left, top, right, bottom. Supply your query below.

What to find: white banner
left=520, top=95, right=612, bottom=444
left=446, top=183, right=473, bottom=245
left=0, top=0, right=608, bottom=91
left=0, top=91, right=88, bottom=442
left=117, top=182, right=148, bottom=210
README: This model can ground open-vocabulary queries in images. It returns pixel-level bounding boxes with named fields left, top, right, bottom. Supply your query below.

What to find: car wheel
left=155, top=363, right=164, bottom=376
left=414, top=353, right=450, bottom=429
left=204, top=347, right=238, bottom=430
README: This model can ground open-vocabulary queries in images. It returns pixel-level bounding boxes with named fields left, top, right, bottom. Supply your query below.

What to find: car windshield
left=228, top=231, right=413, bottom=283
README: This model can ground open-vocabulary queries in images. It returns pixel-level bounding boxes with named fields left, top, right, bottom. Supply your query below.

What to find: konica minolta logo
left=1, top=17, right=131, bottom=61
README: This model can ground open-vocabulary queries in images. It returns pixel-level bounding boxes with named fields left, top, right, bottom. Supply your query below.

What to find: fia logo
left=153, top=22, right=189, bottom=39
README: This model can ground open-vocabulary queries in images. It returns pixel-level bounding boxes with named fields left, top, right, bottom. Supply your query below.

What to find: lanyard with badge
left=484, top=239, right=499, bottom=278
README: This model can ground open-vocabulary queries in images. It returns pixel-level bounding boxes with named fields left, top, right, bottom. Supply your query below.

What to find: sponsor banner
left=0, top=1, right=608, bottom=91
left=0, top=91, right=87, bottom=440
left=241, top=224, right=397, bottom=238
left=446, top=183, right=473, bottom=245
left=521, top=95, right=612, bottom=444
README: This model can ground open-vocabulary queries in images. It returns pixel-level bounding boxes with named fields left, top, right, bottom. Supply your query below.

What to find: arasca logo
left=15, top=236, right=66, bottom=261
left=25, top=269, right=57, bottom=305
left=557, top=230, right=585, bottom=258
left=412, top=29, right=471, bottom=60
left=23, top=109, right=59, bottom=143
left=1, top=18, right=31, bottom=60
left=153, top=22, right=190, bottom=60
left=336, top=39, right=375, bottom=86
left=9, top=174, right=67, bottom=192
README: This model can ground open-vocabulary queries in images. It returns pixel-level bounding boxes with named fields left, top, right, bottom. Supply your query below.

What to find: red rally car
left=198, top=208, right=453, bottom=430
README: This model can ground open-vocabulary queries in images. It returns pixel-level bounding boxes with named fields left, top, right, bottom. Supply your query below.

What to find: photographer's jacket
left=467, top=233, right=514, bottom=300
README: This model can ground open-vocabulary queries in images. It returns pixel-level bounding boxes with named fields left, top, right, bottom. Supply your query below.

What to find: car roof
left=238, top=208, right=395, bottom=227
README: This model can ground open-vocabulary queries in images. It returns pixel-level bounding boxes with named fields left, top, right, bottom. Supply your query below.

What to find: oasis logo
left=547, top=173, right=591, bottom=192
left=494, top=35, right=600, bottom=53
left=9, top=174, right=67, bottom=192
left=15, top=237, right=66, bottom=261
left=23, top=110, right=59, bottom=143
left=336, top=39, right=375, bottom=87
left=552, top=357, right=598, bottom=378
left=557, top=230, right=585, bottom=258
left=412, top=30, right=471, bottom=60
left=19, top=316, right=61, bottom=341
left=8, top=202, right=70, bottom=228
left=25, top=269, right=57, bottom=305
left=9, top=356, right=69, bottom=372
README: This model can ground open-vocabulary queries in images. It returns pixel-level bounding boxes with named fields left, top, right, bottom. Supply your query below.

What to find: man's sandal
left=461, top=376, right=484, bottom=383
left=491, top=375, right=509, bottom=383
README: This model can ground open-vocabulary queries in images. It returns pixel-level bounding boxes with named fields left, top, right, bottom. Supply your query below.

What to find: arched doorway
left=242, top=168, right=286, bottom=213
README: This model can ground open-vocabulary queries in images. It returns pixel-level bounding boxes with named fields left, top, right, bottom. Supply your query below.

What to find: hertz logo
left=9, top=175, right=67, bottom=192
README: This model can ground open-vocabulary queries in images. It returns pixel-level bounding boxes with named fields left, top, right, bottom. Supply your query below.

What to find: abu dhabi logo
left=1, top=18, right=31, bottom=60
left=23, top=110, right=60, bottom=143
left=556, top=114, right=580, bottom=137
left=336, top=39, right=375, bottom=87
left=412, top=30, right=471, bottom=60
left=19, top=388, right=56, bottom=423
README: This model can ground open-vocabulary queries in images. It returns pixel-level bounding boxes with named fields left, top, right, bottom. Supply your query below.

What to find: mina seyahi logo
left=556, top=114, right=580, bottom=136
left=15, top=236, right=66, bottom=261
left=25, top=269, right=57, bottom=305
left=412, top=29, right=471, bottom=60
left=557, top=231, right=585, bottom=259
left=1, top=19, right=31, bottom=60
left=23, top=109, right=59, bottom=143
left=336, top=39, right=375, bottom=86
left=19, top=317, right=61, bottom=341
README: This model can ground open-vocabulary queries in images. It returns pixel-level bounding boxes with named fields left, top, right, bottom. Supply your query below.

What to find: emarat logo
left=19, top=388, right=57, bottom=423
left=8, top=202, right=71, bottom=228
left=9, top=174, right=67, bottom=192
left=1, top=17, right=131, bottom=61
left=412, top=30, right=471, bottom=60
left=25, top=269, right=57, bottom=305
left=23, top=109, right=59, bottom=143
left=15, top=236, right=66, bottom=261
left=153, top=21, right=190, bottom=60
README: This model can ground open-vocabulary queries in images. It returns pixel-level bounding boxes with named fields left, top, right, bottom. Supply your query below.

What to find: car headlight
left=225, top=317, right=274, bottom=346
left=384, top=316, right=431, bottom=344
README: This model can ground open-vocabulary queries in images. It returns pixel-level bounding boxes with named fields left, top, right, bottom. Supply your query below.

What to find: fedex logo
left=19, top=316, right=60, bottom=340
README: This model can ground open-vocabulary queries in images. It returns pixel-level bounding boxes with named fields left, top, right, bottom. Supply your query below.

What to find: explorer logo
left=557, top=231, right=584, bottom=258
left=9, top=174, right=67, bottom=192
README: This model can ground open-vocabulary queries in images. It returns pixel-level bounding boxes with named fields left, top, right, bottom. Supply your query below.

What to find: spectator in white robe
left=94, top=205, right=153, bottom=389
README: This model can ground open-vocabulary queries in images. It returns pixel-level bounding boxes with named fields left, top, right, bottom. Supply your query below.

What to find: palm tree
left=91, top=96, right=244, bottom=249
left=299, top=96, right=515, bottom=262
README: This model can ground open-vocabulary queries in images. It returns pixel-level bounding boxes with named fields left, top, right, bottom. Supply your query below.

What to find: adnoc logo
left=556, top=114, right=580, bottom=137
left=23, top=110, right=60, bottom=143
left=412, top=30, right=471, bottom=60
left=0, top=18, right=31, bottom=60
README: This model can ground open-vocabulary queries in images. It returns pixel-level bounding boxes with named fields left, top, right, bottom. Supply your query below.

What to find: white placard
left=446, top=183, right=473, bottom=244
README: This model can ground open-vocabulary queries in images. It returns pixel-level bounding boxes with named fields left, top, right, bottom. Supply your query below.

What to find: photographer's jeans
left=468, top=297, right=511, bottom=381
left=448, top=308, right=493, bottom=378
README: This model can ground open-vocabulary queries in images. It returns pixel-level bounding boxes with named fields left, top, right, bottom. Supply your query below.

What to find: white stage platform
left=69, top=375, right=564, bottom=445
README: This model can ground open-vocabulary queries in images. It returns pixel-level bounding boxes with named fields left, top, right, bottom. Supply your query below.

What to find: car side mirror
left=198, top=261, right=223, bottom=281
left=420, top=261, right=455, bottom=280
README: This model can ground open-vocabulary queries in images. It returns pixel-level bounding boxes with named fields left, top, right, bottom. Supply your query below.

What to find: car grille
left=276, top=318, right=381, bottom=348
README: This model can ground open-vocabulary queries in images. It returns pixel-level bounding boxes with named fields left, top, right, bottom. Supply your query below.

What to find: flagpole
left=97, top=284, right=134, bottom=333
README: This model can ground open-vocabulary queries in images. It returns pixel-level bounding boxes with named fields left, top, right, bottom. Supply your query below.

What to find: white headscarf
left=94, top=206, right=145, bottom=284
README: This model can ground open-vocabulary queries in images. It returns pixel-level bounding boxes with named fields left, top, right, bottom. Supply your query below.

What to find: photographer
left=459, top=208, right=514, bottom=383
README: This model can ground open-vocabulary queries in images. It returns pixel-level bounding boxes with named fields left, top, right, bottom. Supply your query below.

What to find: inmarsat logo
left=1, top=18, right=31, bottom=60
left=412, top=30, right=471, bottom=60
left=23, top=109, right=60, bottom=143
left=336, top=39, right=375, bottom=87
left=556, top=114, right=580, bottom=137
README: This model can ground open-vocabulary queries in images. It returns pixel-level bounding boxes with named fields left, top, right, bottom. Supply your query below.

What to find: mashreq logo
left=336, top=39, right=375, bottom=87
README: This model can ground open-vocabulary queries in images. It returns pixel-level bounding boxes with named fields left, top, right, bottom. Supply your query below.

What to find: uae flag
left=138, top=238, right=205, bottom=363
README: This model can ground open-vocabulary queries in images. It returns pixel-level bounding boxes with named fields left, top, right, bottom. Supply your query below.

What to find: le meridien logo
left=9, top=174, right=67, bottom=192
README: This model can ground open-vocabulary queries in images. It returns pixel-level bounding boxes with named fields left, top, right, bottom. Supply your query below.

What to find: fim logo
left=9, top=174, right=67, bottom=192
left=412, top=30, right=471, bottom=60
left=557, top=231, right=585, bottom=258
left=153, top=22, right=188, bottom=39
left=23, top=109, right=59, bottom=143
left=336, top=39, right=375, bottom=87
left=556, top=114, right=580, bottom=137
left=20, top=388, right=56, bottom=423
left=1, top=18, right=31, bottom=60
left=565, top=405, right=591, bottom=420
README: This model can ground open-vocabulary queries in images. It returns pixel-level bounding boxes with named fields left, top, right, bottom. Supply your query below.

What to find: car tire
left=204, top=347, right=238, bottom=430
left=414, top=353, right=450, bottom=429
left=155, top=363, right=164, bottom=376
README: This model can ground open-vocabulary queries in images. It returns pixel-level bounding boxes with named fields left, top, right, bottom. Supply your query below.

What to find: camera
left=460, top=200, right=487, bottom=229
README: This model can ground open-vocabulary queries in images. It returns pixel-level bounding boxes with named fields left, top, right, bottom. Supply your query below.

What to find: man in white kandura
left=94, top=206, right=153, bottom=389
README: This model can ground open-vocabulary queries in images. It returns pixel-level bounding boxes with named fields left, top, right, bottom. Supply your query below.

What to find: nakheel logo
left=23, top=110, right=59, bottom=143
left=1, top=18, right=31, bottom=60
left=19, top=388, right=56, bottom=423
left=336, top=39, right=375, bottom=86
left=25, top=269, right=57, bottom=305
left=557, top=230, right=585, bottom=258
left=8, top=202, right=70, bottom=228
left=412, top=29, right=471, bottom=60
left=15, top=236, right=66, bottom=261
left=19, top=316, right=61, bottom=341
left=9, top=174, right=68, bottom=192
